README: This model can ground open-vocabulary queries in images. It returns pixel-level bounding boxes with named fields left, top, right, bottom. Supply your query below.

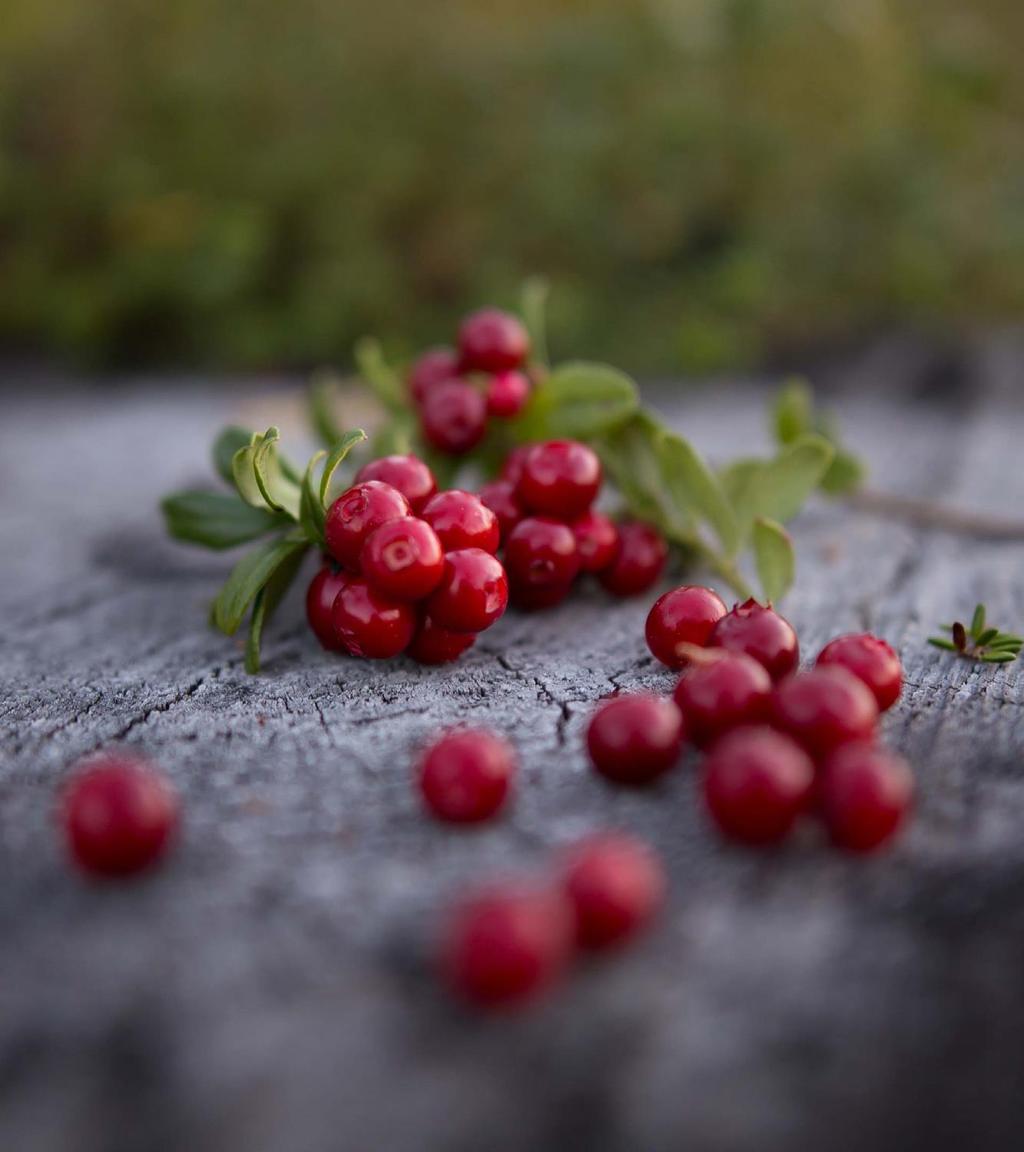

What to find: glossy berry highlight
left=325, top=481, right=411, bottom=572
left=422, top=490, right=500, bottom=555
left=709, top=599, right=800, bottom=682
left=586, top=694, right=684, bottom=785
left=305, top=565, right=350, bottom=651
left=504, top=517, right=580, bottom=598
left=419, top=728, right=517, bottom=824
left=355, top=454, right=437, bottom=514
left=360, top=517, right=445, bottom=601
left=816, top=633, right=903, bottom=712
left=562, top=835, right=666, bottom=951
left=332, top=578, right=417, bottom=658
left=517, top=440, right=602, bottom=520
left=426, top=548, right=509, bottom=633
left=646, top=585, right=728, bottom=669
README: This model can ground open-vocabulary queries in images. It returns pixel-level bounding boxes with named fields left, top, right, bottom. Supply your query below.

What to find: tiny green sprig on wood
left=928, top=604, right=1023, bottom=664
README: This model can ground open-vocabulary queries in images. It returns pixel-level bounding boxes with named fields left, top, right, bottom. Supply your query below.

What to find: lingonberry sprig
left=928, top=604, right=1023, bottom=664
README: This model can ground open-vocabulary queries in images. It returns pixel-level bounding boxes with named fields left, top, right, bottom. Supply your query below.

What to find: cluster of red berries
left=588, top=588, right=913, bottom=853
left=306, top=455, right=509, bottom=663
left=407, top=308, right=533, bottom=455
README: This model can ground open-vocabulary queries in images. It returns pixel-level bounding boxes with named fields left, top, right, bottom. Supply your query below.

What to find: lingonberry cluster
left=306, top=457, right=509, bottom=663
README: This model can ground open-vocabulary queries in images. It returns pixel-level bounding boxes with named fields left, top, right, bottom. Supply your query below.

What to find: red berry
left=586, top=694, right=684, bottom=785
left=420, top=379, right=488, bottom=455
left=62, top=756, right=178, bottom=877
left=673, top=651, right=773, bottom=749
left=504, top=517, right=581, bottom=596
left=426, top=548, right=509, bottom=633
left=702, top=727, right=815, bottom=846
left=816, top=633, right=903, bottom=712
left=562, top=835, right=666, bottom=951
left=597, top=521, right=668, bottom=597
left=709, top=598, right=799, bottom=682
left=332, top=578, right=417, bottom=658
left=407, top=616, right=477, bottom=665
left=305, top=565, right=350, bottom=651
left=457, top=308, right=530, bottom=374
left=510, top=580, right=574, bottom=612
left=819, top=743, right=914, bottom=852
left=771, top=666, right=879, bottom=761
left=421, top=490, right=500, bottom=554
left=441, top=885, right=573, bottom=1009
left=408, top=346, right=459, bottom=405
left=325, top=481, right=411, bottom=572
left=571, top=510, right=619, bottom=573
left=645, top=585, right=728, bottom=669
left=476, top=480, right=524, bottom=541
left=500, top=445, right=532, bottom=486
left=419, top=728, right=516, bottom=823
left=360, top=517, right=445, bottom=601
left=486, top=370, right=531, bottom=419
left=517, top=440, right=602, bottom=519
left=355, top=454, right=437, bottom=513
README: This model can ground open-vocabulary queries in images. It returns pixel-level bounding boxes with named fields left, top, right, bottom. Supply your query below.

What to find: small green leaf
left=970, top=603, right=986, bottom=639
left=928, top=637, right=959, bottom=651
left=655, top=430, right=739, bottom=555
left=355, top=337, right=405, bottom=413
left=596, top=412, right=679, bottom=530
left=309, top=370, right=346, bottom=448
left=319, top=429, right=368, bottom=507
left=975, top=627, right=999, bottom=647
left=773, top=379, right=813, bottom=445
left=819, top=450, right=865, bottom=496
left=213, top=426, right=256, bottom=484
left=231, top=434, right=266, bottom=509
left=752, top=517, right=795, bottom=603
left=729, top=435, right=835, bottom=540
left=982, top=653, right=1018, bottom=664
left=252, top=428, right=302, bottom=518
left=371, top=411, right=415, bottom=458
left=245, top=544, right=308, bottom=673
left=299, top=450, right=327, bottom=544
left=520, top=277, right=550, bottom=367
left=213, top=535, right=308, bottom=636
left=161, top=491, right=289, bottom=550
left=513, top=361, right=638, bottom=441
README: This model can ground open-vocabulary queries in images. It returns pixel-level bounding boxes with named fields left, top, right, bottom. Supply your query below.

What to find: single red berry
left=420, top=379, right=488, bottom=455
left=645, top=585, right=728, bottom=668
left=407, top=616, right=477, bottom=665
left=419, top=728, right=516, bottom=823
left=426, top=548, right=509, bottom=633
left=709, top=598, right=800, bottom=682
left=476, top=480, right=524, bottom=542
left=516, top=440, right=602, bottom=519
left=597, top=521, right=668, bottom=597
left=673, top=651, right=774, bottom=749
left=305, top=565, right=350, bottom=651
left=360, top=516, right=445, bottom=601
left=325, top=481, right=411, bottom=572
left=586, top=694, right=684, bottom=785
left=332, top=577, right=417, bottom=658
left=62, top=755, right=178, bottom=877
left=819, top=743, right=914, bottom=852
left=500, top=445, right=532, bottom=486
left=457, top=308, right=530, bottom=374
left=486, top=370, right=531, bottom=419
left=408, top=346, right=459, bottom=405
left=771, top=666, right=879, bottom=762
left=702, top=727, right=815, bottom=846
left=816, top=633, right=903, bottom=712
left=510, top=580, right=574, bottom=612
left=562, top=835, right=666, bottom=951
left=571, top=510, right=619, bottom=573
left=355, top=454, right=437, bottom=514
left=504, top=517, right=581, bottom=596
left=421, top=489, right=500, bottom=554
left=441, top=885, right=573, bottom=1009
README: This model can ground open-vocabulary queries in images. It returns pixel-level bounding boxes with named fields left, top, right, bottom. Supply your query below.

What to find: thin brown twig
left=846, top=488, right=1024, bottom=542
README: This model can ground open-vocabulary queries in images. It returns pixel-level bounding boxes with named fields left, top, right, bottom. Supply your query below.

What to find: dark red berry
left=586, top=694, right=684, bottom=785
left=457, top=308, right=530, bottom=374
left=419, top=728, right=516, bottom=823
left=305, top=565, right=350, bottom=651
left=645, top=585, right=728, bottom=669
left=486, top=370, right=531, bottom=419
left=562, top=835, right=666, bottom=951
left=360, top=517, right=444, bottom=601
left=408, top=346, right=459, bottom=405
left=771, top=666, right=879, bottom=762
left=597, top=521, right=668, bottom=597
left=421, top=490, right=500, bottom=554
left=62, top=755, right=178, bottom=877
left=407, top=616, right=477, bottom=665
left=819, top=743, right=913, bottom=852
left=816, top=633, right=903, bottom=712
left=500, top=445, right=532, bottom=486
left=426, top=548, right=509, bottom=633
left=476, top=480, right=524, bottom=541
left=709, top=598, right=800, bottom=682
left=504, top=517, right=581, bottom=596
left=517, top=440, right=602, bottom=519
left=510, top=580, right=574, bottom=612
left=702, top=727, right=815, bottom=846
left=325, top=481, right=411, bottom=572
left=355, top=454, right=437, bottom=514
left=420, top=379, right=488, bottom=455
left=673, top=651, right=773, bottom=749
left=332, top=577, right=417, bottom=658
left=571, top=510, right=619, bottom=573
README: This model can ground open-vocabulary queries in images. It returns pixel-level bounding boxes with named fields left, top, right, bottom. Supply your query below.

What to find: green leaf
left=975, top=627, right=999, bottom=647
left=212, top=535, right=308, bottom=636
left=520, top=277, right=549, bottom=367
left=161, top=490, right=289, bottom=550
left=513, top=361, right=638, bottom=442
left=773, top=379, right=813, bottom=445
left=252, top=428, right=301, bottom=518
left=752, top=517, right=795, bottom=603
left=371, top=411, right=415, bottom=458
left=728, top=434, right=835, bottom=540
left=308, top=370, right=345, bottom=448
left=213, top=426, right=256, bottom=484
left=299, top=450, right=327, bottom=544
left=819, top=449, right=865, bottom=496
left=320, top=429, right=368, bottom=507
left=970, top=603, right=986, bottom=639
left=655, top=429, right=739, bottom=555
left=928, top=637, right=959, bottom=651
left=231, top=434, right=266, bottom=509
left=355, top=337, right=405, bottom=413
left=596, top=412, right=679, bottom=529
left=245, top=544, right=308, bottom=673
left=982, top=653, right=1018, bottom=664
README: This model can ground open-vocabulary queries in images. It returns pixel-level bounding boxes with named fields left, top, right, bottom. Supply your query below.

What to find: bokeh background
left=2, top=0, right=1023, bottom=374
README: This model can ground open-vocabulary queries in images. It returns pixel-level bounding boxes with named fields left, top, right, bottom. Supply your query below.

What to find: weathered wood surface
left=2, top=336, right=1023, bottom=1152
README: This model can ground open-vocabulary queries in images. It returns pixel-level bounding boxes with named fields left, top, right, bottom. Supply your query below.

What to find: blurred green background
left=2, top=0, right=1023, bottom=374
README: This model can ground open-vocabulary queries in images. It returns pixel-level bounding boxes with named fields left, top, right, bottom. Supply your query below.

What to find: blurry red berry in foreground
left=562, top=835, right=666, bottom=951
left=673, top=650, right=773, bottom=749
left=819, top=743, right=913, bottom=852
left=586, top=694, right=684, bottom=785
left=426, top=548, right=509, bottom=633
left=419, top=728, right=516, bottom=823
left=709, top=599, right=800, bottom=682
left=816, top=633, right=903, bottom=712
left=645, top=585, right=727, bottom=668
left=771, top=666, right=879, bottom=762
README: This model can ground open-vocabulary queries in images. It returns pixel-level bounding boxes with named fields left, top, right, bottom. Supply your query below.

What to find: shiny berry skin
left=325, top=481, right=411, bottom=572
left=419, top=728, right=516, bottom=823
left=819, top=743, right=914, bottom=852
left=816, top=633, right=903, bottom=712
left=420, top=379, right=488, bottom=455
left=597, top=521, right=668, bottom=597
left=709, top=599, right=800, bottom=682
left=645, top=585, right=728, bottom=669
left=360, top=517, right=444, bottom=601
left=586, top=694, right=684, bottom=785
left=486, top=370, right=531, bottom=419
left=441, top=885, right=573, bottom=1010
left=476, top=480, right=524, bottom=541
left=355, top=454, right=437, bottom=513
left=562, top=835, right=666, bottom=951
left=517, top=440, right=602, bottom=519
left=62, top=756, right=178, bottom=877
left=702, top=727, right=815, bottom=846
left=500, top=445, right=532, bottom=486
left=407, top=616, right=477, bottom=665
left=457, top=308, right=530, bottom=374
left=408, top=346, right=459, bottom=405
left=504, top=516, right=581, bottom=598
left=673, top=651, right=774, bottom=749
left=305, top=565, right=350, bottom=651
left=771, top=666, right=879, bottom=762
left=426, top=548, right=509, bottom=633
left=331, top=577, right=417, bottom=658
left=421, top=489, right=500, bottom=554
left=571, top=510, right=619, bottom=573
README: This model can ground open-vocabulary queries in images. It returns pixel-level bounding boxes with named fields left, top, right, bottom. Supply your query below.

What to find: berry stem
left=846, top=487, right=1024, bottom=542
